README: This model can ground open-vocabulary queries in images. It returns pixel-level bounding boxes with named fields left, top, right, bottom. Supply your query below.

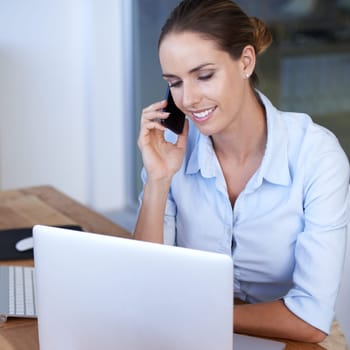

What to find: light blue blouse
left=139, top=92, right=350, bottom=334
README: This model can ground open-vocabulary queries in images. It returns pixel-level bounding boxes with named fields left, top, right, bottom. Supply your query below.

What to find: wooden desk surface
left=0, top=186, right=326, bottom=350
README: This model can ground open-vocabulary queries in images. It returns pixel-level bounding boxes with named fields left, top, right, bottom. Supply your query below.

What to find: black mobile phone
left=161, top=87, right=185, bottom=135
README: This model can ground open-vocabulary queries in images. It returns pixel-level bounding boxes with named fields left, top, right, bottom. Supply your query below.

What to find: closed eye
left=169, top=80, right=182, bottom=88
left=198, top=73, right=214, bottom=81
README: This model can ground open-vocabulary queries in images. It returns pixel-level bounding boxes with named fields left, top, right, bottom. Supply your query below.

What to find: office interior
left=0, top=0, right=349, bottom=232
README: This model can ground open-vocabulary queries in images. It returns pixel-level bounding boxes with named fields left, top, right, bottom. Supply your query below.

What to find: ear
left=240, top=45, right=256, bottom=79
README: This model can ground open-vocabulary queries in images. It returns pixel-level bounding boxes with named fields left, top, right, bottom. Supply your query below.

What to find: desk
left=0, top=186, right=326, bottom=350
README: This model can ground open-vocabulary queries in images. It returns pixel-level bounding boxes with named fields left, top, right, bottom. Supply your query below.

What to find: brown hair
left=158, top=0, right=272, bottom=86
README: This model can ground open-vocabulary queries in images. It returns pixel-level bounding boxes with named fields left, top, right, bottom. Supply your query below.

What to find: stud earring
left=245, top=73, right=250, bottom=79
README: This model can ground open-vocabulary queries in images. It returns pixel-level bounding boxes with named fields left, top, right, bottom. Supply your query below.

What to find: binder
left=0, top=225, right=83, bottom=260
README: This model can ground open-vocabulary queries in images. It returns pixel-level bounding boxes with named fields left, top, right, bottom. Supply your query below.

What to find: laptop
left=33, top=225, right=285, bottom=350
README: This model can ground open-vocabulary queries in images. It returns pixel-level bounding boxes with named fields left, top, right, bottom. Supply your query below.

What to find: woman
left=134, top=0, right=350, bottom=344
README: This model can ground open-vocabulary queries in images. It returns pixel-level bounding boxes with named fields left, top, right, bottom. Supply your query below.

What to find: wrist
left=144, top=177, right=172, bottom=196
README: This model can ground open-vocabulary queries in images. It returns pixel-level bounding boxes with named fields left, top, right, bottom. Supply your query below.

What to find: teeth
left=193, top=107, right=214, bottom=119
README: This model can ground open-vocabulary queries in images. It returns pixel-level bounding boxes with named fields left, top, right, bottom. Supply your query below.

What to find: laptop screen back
left=33, top=225, right=233, bottom=350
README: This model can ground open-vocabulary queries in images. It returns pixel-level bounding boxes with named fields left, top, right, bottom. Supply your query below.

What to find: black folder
left=0, top=225, right=83, bottom=260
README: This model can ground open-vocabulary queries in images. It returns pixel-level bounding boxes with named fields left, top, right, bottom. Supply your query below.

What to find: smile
left=192, top=107, right=216, bottom=121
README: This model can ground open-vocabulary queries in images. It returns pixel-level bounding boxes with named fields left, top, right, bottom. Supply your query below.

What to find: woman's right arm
left=133, top=99, right=188, bottom=243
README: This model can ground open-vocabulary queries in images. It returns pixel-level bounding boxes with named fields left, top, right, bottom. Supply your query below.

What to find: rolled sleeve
left=284, top=141, right=350, bottom=334
left=284, top=227, right=346, bottom=333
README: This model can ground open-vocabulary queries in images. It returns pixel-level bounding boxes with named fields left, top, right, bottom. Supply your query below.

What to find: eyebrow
left=162, top=63, right=215, bottom=79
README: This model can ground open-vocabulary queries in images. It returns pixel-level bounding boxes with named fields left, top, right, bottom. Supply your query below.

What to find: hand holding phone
left=161, top=87, right=186, bottom=135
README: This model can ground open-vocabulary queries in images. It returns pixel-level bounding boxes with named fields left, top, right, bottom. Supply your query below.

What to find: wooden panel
left=21, top=186, right=131, bottom=237
left=0, top=319, right=38, bottom=350
left=0, top=195, right=76, bottom=229
left=0, top=190, right=24, bottom=201
left=0, top=206, right=32, bottom=229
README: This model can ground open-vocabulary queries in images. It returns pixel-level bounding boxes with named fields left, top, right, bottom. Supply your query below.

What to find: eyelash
left=198, top=73, right=214, bottom=81
left=169, top=81, right=182, bottom=88
left=169, top=73, right=214, bottom=88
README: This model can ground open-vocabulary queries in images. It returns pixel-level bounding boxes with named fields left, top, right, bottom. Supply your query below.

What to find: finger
left=138, top=120, right=166, bottom=142
left=142, top=99, right=167, bottom=113
left=142, top=111, right=169, bottom=124
left=138, top=123, right=166, bottom=150
left=144, top=120, right=166, bottom=132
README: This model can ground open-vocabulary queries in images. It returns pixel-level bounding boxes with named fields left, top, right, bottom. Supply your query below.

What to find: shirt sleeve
left=283, top=136, right=350, bottom=334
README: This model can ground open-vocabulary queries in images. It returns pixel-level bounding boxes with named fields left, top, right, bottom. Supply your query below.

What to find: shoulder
left=261, top=91, right=347, bottom=162
left=282, top=111, right=347, bottom=166
left=260, top=91, right=349, bottom=185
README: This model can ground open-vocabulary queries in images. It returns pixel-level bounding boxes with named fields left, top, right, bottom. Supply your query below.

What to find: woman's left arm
left=234, top=299, right=326, bottom=343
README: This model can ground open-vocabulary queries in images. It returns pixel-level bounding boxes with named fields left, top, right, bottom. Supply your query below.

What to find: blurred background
left=1, top=0, right=349, bottom=232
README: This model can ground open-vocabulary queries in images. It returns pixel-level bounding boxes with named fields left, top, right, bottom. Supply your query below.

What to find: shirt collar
left=185, top=91, right=292, bottom=187
left=256, top=91, right=292, bottom=187
left=186, top=130, right=218, bottom=178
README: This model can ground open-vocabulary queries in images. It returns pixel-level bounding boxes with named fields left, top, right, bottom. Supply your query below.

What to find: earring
left=245, top=73, right=250, bottom=79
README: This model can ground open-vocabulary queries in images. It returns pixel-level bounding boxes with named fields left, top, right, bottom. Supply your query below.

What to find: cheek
left=211, top=73, right=237, bottom=99
left=170, top=89, right=184, bottom=110
left=220, top=77, right=245, bottom=106
left=210, top=80, right=235, bottom=109
left=201, top=77, right=227, bottom=101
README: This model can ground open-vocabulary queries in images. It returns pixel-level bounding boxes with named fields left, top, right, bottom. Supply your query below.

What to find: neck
left=212, top=91, right=267, bottom=164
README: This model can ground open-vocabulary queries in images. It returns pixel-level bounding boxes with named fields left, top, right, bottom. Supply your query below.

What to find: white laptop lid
left=33, top=225, right=233, bottom=350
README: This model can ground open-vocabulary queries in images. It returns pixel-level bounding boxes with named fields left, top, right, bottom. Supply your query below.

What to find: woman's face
left=159, top=31, right=253, bottom=136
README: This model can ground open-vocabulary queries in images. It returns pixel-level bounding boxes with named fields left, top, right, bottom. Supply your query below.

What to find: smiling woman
left=134, top=0, right=350, bottom=346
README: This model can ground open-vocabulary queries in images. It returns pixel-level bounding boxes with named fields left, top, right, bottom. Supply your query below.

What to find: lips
left=191, top=107, right=216, bottom=122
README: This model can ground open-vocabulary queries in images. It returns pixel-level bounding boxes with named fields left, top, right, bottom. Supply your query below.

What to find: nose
left=181, top=83, right=201, bottom=109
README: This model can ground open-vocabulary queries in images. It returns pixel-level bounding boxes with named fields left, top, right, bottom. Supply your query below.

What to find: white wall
left=0, top=0, right=133, bottom=213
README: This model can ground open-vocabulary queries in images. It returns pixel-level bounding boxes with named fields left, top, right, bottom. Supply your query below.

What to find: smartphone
left=161, top=87, right=186, bottom=135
